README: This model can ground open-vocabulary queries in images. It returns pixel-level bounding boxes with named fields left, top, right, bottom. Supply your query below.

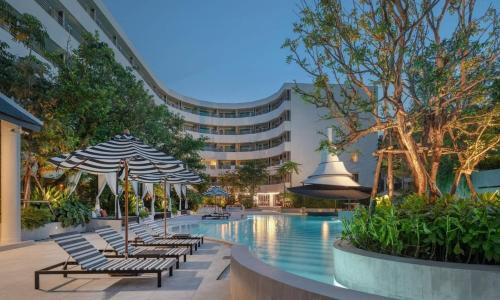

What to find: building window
left=352, top=173, right=359, bottom=183
left=57, top=10, right=64, bottom=26
left=90, top=8, right=96, bottom=20
left=258, top=194, right=270, bottom=206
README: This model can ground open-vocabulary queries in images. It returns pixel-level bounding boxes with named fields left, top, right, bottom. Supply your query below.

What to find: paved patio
left=0, top=234, right=231, bottom=300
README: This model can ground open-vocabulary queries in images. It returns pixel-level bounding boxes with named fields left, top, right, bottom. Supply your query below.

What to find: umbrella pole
left=163, top=180, right=168, bottom=237
left=124, top=160, right=129, bottom=258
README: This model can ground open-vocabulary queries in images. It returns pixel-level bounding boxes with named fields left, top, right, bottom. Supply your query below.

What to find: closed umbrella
left=49, top=132, right=185, bottom=257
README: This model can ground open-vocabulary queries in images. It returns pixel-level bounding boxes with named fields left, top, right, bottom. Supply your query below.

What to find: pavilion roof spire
left=303, top=128, right=360, bottom=187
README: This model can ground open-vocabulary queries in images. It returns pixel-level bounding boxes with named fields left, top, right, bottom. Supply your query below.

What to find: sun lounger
left=143, top=219, right=204, bottom=244
left=95, top=226, right=189, bottom=269
left=202, top=213, right=229, bottom=220
left=35, top=232, right=176, bottom=289
left=129, top=223, right=199, bottom=255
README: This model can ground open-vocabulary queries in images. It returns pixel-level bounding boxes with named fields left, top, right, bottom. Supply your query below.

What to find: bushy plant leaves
left=343, top=193, right=500, bottom=264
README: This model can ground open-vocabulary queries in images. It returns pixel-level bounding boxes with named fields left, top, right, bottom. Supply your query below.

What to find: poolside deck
left=0, top=233, right=231, bottom=300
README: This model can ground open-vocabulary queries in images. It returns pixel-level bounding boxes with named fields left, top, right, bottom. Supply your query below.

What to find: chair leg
left=176, top=258, right=179, bottom=269
left=183, top=254, right=187, bottom=262
left=169, top=266, right=173, bottom=276
left=157, top=272, right=162, bottom=287
left=34, top=272, right=40, bottom=289
left=189, top=246, right=193, bottom=255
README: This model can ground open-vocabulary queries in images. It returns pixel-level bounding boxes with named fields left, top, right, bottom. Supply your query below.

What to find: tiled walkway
left=0, top=234, right=231, bottom=300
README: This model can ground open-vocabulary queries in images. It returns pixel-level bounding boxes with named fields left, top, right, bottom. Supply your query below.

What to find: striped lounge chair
left=95, top=226, right=189, bottom=269
left=34, top=232, right=176, bottom=289
left=129, top=223, right=199, bottom=255
left=143, top=219, right=204, bottom=244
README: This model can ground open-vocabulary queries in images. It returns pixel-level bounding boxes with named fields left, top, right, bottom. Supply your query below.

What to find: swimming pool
left=170, top=214, right=343, bottom=284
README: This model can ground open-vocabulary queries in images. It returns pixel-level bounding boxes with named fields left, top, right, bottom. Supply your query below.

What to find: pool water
left=170, top=214, right=343, bottom=284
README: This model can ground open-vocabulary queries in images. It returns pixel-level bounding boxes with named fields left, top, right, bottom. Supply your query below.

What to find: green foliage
left=0, top=26, right=206, bottom=187
left=31, top=186, right=63, bottom=204
left=276, top=161, right=301, bottom=178
left=0, top=1, right=47, bottom=51
left=239, top=195, right=254, bottom=209
left=237, top=160, right=270, bottom=199
left=54, top=195, right=92, bottom=228
left=186, top=190, right=204, bottom=211
left=138, top=208, right=150, bottom=219
left=219, top=171, right=241, bottom=198
left=21, top=207, right=53, bottom=230
left=343, top=193, right=500, bottom=264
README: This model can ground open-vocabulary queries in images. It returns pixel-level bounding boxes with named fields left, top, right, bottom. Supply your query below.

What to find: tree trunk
left=429, top=132, right=444, bottom=199
left=395, top=113, right=427, bottom=195
left=370, top=153, right=384, bottom=200
left=465, top=174, right=477, bottom=199
left=387, top=152, right=394, bottom=199
left=450, top=170, right=462, bottom=196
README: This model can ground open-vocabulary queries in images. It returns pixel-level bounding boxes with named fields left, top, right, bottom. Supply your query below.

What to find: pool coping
left=230, top=245, right=391, bottom=300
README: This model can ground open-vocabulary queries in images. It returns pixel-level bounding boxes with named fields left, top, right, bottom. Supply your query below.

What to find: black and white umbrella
left=49, top=134, right=184, bottom=175
left=49, top=132, right=186, bottom=257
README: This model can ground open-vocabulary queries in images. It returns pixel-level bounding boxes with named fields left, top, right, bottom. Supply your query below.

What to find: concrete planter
left=86, top=218, right=122, bottom=233
left=333, top=240, right=500, bottom=300
left=22, top=222, right=86, bottom=241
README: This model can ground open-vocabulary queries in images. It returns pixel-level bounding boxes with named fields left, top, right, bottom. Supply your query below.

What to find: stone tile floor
left=0, top=234, right=231, bottom=300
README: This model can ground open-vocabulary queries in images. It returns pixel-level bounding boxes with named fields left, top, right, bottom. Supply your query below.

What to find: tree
left=237, top=160, right=270, bottom=204
left=284, top=0, right=499, bottom=199
left=0, top=24, right=206, bottom=204
left=219, top=170, right=241, bottom=201
left=276, top=160, right=301, bottom=197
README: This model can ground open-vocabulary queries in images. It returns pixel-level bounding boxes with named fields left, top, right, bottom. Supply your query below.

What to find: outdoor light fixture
left=351, top=152, right=359, bottom=163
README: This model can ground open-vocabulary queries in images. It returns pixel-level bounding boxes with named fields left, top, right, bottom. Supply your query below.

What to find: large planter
left=333, top=240, right=500, bottom=300
left=22, top=222, right=86, bottom=241
left=86, top=218, right=122, bottom=233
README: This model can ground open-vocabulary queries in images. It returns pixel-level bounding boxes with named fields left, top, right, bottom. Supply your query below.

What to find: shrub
left=21, top=207, right=54, bottom=230
left=342, top=193, right=500, bottom=264
left=138, top=208, right=150, bottom=219
left=55, top=195, right=92, bottom=227
left=239, top=195, right=254, bottom=208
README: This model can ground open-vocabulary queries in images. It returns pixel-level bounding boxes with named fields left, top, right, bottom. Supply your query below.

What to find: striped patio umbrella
left=49, top=132, right=186, bottom=257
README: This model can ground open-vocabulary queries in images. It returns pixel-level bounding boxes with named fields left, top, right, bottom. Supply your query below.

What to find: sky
left=102, top=0, right=499, bottom=103
left=102, top=0, right=308, bottom=103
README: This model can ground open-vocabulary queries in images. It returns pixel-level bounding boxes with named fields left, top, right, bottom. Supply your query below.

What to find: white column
left=1, top=121, right=21, bottom=244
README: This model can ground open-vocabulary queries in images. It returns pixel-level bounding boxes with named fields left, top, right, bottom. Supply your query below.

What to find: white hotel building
left=2, top=0, right=377, bottom=207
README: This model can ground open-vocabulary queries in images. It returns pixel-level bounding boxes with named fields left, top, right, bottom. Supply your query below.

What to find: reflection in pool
left=170, top=214, right=343, bottom=284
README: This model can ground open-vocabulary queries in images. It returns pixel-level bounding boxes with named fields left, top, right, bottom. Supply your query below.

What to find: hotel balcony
left=168, top=99, right=291, bottom=127
left=200, top=142, right=290, bottom=161
left=189, top=122, right=291, bottom=144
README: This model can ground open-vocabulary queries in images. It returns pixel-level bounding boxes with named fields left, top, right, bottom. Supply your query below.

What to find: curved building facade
left=3, top=0, right=378, bottom=207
